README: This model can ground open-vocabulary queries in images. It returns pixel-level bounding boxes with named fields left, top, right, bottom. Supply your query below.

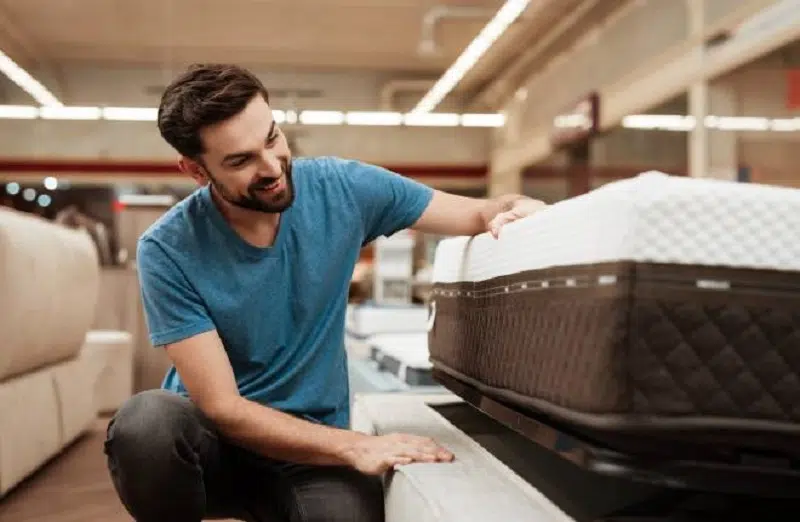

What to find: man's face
left=191, top=95, right=294, bottom=213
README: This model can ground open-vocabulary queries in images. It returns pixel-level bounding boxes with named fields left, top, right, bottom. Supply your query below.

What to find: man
left=104, top=63, right=546, bottom=522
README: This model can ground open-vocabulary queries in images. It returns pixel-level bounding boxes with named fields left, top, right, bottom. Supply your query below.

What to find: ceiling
left=0, top=0, right=627, bottom=111
left=0, top=0, right=505, bottom=73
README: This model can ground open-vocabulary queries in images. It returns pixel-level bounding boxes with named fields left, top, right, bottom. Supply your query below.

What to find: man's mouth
left=254, top=176, right=283, bottom=194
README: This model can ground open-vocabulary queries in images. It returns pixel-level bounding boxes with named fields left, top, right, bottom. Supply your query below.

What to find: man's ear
left=178, top=157, right=209, bottom=186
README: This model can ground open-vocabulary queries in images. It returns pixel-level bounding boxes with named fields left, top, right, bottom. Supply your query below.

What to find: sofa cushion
left=0, top=209, right=100, bottom=381
left=0, top=367, right=62, bottom=496
left=52, top=357, right=99, bottom=446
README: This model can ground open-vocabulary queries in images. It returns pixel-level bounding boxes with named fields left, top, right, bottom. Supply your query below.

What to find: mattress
left=345, top=304, right=430, bottom=359
left=427, top=172, right=800, bottom=456
left=368, top=333, right=436, bottom=387
left=345, top=304, right=429, bottom=338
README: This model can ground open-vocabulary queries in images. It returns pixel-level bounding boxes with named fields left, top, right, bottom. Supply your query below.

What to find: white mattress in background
left=432, top=172, right=800, bottom=283
left=345, top=304, right=429, bottom=338
left=369, top=333, right=431, bottom=370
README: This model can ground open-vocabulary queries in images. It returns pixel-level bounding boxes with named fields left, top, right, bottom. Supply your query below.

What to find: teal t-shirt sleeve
left=136, top=238, right=216, bottom=347
left=331, top=157, right=435, bottom=244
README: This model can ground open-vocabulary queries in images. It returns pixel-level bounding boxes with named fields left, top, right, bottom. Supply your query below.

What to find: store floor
left=0, top=417, right=239, bottom=522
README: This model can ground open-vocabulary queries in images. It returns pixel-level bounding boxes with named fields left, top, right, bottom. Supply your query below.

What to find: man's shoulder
left=293, top=155, right=349, bottom=179
left=137, top=188, right=205, bottom=257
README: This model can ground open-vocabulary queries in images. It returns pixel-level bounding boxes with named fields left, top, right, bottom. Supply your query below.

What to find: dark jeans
left=104, top=390, right=384, bottom=522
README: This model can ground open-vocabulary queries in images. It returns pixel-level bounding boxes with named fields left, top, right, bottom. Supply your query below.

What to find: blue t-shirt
left=136, top=156, right=434, bottom=429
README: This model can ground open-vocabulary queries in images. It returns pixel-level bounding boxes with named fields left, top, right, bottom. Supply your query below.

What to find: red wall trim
left=0, top=157, right=686, bottom=181
left=0, top=158, right=489, bottom=179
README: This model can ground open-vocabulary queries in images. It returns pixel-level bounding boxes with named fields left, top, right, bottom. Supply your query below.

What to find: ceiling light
left=461, top=113, right=505, bottom=127
left=0, top=105, right=38, bottom=119
left=345, top=112, right=404, bottom=126
left=404, top=113, right=460, bottom=126
left=411, top=0, right=531, bottom=114
left=770, top=118, right=800, bottom=131
left=103, top=107, right=158, bottom=121
left=621, top=114, right=695, bottom=131
left=299, top=111, right=345, bottom=125
left=0, top=50, right=62, bottom=107
left=40, top=106, right=102, bottom=120
left=43, top=176, right=58, bottom=190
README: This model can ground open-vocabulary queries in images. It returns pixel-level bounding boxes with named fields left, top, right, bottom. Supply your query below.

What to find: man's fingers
left=389, top=456, right=413, bottom=468
left=489, top=211, right=515, bottom=239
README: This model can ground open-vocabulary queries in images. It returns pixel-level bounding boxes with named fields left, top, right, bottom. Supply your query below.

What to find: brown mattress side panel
left=430, top=262, right=800, bottom=422
left=629, top=268, right=800, bottom=421
left=428, top=263, right=633, bottom=414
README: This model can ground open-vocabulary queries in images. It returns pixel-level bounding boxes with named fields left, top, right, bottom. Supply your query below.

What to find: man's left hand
left=487, top=197, right=547, bottom=239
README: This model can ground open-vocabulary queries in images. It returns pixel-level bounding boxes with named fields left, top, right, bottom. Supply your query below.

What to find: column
left=487, top=162, right=523, bottom=198
left=687, top=0, right=709, bottom=178
left=707, top=80, right=740, bottom=181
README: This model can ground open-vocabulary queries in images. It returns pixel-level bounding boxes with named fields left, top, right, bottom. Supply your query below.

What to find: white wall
left=717, top=49, right=800, bottom=183
left=0, top=118, right=490, bottom=166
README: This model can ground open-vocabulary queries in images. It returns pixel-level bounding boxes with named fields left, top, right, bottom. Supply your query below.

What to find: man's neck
left=211, top=189, right=281, bottom=248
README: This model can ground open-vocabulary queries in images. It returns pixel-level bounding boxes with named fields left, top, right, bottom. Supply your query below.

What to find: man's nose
left=258, top=151, right=282, bottom=177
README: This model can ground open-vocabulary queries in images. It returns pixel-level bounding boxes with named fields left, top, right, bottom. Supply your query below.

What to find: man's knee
left=104, top=389, right=215, bottom=520
left=105, top=389, right=205, bottom=461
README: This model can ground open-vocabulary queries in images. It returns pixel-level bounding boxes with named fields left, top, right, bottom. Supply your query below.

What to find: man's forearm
left=209, top=395, right=366, bottom=466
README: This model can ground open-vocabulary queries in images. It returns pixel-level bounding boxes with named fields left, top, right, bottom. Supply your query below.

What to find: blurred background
left=1, top=0, right=799, bottom=520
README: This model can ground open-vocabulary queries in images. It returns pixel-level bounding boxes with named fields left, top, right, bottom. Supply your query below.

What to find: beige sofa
left=0, top=208, right=133, bottom=497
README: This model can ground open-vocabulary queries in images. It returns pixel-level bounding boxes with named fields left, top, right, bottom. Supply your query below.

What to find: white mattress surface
left=433, top=172, right=800, bottom=283
left=370, top=333, right=431, bottom=369
left=345, top=304, right=429, bottom=337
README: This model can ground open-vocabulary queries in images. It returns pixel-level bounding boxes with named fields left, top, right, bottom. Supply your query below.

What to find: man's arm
left=137, top=237, right=451, bottom=474
left=411, top=190, right=546, bottom=238
left=331, top=157, right=544, bottom=241
left=164, top=329, right=364, bottom=466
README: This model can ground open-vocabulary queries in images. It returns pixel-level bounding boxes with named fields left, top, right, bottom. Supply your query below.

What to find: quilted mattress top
left=432, top=172, right=800, bottom=283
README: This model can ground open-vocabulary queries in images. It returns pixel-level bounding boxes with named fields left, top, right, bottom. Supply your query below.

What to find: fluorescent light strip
left=404, top=112, right=460, bottom=126
left=346, top=111, right=404, bottom=126
left=40, top=106, right=102, bottom=120
left=0, top=105, right=38, bottom=119
left=0, top=104, right=505, bottom=127
left=103, top=107, right=158, bottom=121
left=411, top=0, right=531, bottom=114
left=621, top=114, right=800, bottom=132
left=0, top=50, right=62, bottom=107
left=299, top=110, right=345, bottom=125
left=2, top=105, right=797, bottom=132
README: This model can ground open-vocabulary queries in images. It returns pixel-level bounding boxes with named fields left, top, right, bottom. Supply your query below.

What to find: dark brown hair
left=157, top=64, right=270, bottom=159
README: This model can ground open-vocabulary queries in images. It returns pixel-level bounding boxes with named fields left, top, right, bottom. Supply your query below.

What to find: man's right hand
left=340, top=433, right=454, bottom=475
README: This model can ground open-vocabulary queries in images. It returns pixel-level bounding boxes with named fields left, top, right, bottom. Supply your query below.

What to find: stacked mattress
left=427, top=172, right=800, bottom=456
left=345, top=303, right=429, bottom=359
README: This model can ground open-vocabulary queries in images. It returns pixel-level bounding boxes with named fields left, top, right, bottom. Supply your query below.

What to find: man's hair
left=157, top=64, right=270, bottom=159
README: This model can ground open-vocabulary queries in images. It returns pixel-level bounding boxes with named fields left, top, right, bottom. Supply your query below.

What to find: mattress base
left=434, top=367, right=800, bottom=498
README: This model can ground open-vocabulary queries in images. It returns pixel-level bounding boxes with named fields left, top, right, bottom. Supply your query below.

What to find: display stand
left=433, top=368, right=800, bottom=521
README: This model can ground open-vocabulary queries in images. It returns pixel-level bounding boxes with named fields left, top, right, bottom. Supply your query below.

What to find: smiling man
left=104, top=64, right=546, bottom=522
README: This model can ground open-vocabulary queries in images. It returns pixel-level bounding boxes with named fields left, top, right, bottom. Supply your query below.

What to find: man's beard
left=210, top=158, right=295, bottom=214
